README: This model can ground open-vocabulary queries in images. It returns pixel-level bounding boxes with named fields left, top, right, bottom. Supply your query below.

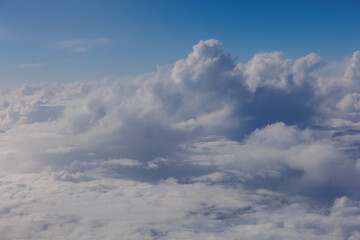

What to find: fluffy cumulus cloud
left=1, top=39, right=360, bottom=239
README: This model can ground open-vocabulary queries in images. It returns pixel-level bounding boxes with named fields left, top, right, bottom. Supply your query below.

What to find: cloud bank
left=1, top=39, right=360, bottom=239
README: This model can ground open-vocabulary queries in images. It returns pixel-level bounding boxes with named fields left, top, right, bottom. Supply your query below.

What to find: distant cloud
left=16, top=62, right=44, bottom=69
left=57, top=37, right=109, bottom=52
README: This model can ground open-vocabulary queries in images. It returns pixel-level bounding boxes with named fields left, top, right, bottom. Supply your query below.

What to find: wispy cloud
left=57, top=37, right=109, bottom=52
left=16, top=62, right=44, bottom=69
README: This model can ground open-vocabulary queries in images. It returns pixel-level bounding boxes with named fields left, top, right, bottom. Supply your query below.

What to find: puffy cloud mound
left=1, top=39, right=360, bottom=239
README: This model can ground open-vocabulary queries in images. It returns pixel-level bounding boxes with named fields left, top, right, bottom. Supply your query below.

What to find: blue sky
left=0, top=0, right=360, bottom=83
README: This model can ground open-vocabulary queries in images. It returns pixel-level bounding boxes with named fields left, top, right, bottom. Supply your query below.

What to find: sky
left=0, top=0, right=360, bottom=83
left=1, top=1, right=360, bottom=239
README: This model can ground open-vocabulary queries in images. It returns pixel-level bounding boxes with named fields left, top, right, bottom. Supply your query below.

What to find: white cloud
left=172, top=39, right=236, bottom=88
left=344, top=51, right=360, bottom=84
left=0, top=39, right=360, bottom=239
left=242, top=51, right=326, bottom=92
left=0, top=173, right=359, bottom=239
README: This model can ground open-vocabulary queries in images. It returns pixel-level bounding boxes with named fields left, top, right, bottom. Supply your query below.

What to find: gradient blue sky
left=1, top=0, right=360, bottom=83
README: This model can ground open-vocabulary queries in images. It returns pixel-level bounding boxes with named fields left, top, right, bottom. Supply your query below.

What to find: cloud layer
left=1, top=39, right=360, bottom=239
